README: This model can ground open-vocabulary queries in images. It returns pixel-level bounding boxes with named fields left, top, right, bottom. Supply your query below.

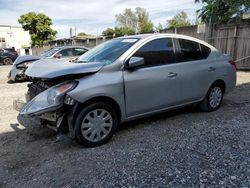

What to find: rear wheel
left=74, top=102, right=118, bottom=147
left=199, top=84, right=224, bottom=112
left=3, top=58, right=13, bottom=65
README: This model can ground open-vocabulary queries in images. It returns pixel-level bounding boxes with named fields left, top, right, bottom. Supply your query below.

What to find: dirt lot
left=0, top=65, right=250, bottom=187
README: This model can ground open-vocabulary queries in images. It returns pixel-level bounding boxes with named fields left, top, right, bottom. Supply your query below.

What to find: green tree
left=18, top=12, right=57, bottom=46
left=77, top=32, right=88, bottom=37
left=115, top=7, right=154, bottom=34
left=115, top=8, right=138, bottom=31
left=135, top=7, right=154, bottom=33
left=102, top=27, right=135, bottom=38
left=118, top=27, right=136, bottom=36
left=195, top=0, right=250, bottom=24
left=155, top=23, right=164, bottom=32
left=167, top=11, right=191, bottom=29
left=102, top=28, right=115, bottom=38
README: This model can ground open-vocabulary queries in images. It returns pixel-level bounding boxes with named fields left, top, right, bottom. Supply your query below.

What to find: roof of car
left=118, top=33, right=201, bottom=39
left=53, top=46, right=88, bottom=50
left=118, top=33, right=217, bottom=50
left=118, top=33, right=153, bottom=39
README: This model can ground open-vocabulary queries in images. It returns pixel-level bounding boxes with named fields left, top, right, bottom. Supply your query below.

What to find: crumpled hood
left=14, top=55, right=41, bottom=65
left=25, top=58, right=105, bottom=79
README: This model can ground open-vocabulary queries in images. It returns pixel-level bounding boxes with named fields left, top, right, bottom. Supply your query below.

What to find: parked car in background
left=8, top=46, right=88, bottom=82
left=16, top=34, right=236, bottom=147
left=0, top=48, right=18, bottom=65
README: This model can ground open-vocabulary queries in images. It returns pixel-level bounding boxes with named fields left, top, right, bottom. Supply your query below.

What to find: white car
left=8, top=46, right=88, bottom=82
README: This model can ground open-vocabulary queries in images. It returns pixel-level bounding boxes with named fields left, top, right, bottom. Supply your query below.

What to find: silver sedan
left=18, top=34, right=236, bottom=147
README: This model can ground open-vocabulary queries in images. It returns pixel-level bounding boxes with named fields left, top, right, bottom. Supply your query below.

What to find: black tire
left=74, top=102, right=118, bottom=147
left=199, top=83, right=224, bottom=112
left=3, top=58, right=13, bottom=65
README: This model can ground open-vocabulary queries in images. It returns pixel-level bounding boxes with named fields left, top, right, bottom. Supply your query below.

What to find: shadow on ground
left=3, top=82, right=250, bottom=147
left=0, top=82, right=249, bottom=187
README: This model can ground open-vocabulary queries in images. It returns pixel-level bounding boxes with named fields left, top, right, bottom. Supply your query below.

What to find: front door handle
left=208, top=66, right=216, bottom=72
left=168, top=72, right=178, bottom=78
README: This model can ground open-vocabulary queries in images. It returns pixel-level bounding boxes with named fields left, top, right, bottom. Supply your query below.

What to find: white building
left=0, top=25, right=32, bottom=55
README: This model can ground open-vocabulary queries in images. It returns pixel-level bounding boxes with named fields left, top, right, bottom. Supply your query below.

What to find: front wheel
left=199, top=84, right=224, bottom=112
left=74, top=102, right=118, bottom=147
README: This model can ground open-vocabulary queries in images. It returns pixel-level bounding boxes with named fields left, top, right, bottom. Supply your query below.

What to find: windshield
left=41, top=48, right=61, bottom=57
left=77, top=38, right=139, bottom=64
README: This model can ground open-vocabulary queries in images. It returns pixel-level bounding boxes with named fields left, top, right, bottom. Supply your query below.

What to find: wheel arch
left=199, top=79, right=226, bottom=112
left=211, top=79, right=226, bottom=94
left=69, top=96, right=122, bottom=130
left=202, top=79, right=226, bottom=101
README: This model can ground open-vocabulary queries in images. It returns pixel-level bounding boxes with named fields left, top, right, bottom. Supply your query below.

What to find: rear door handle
left=168, top=72, right=178, bottom=78
left=208, top=66, right=216, bottom=71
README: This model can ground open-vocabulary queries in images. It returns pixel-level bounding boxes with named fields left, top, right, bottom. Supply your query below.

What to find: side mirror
left=127, top=57, right=144, bottom=69
left=54, top=53, right=62, bottom=59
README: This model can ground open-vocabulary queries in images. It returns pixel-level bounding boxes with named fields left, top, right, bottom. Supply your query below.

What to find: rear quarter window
left=201, top=44, right=211, bottom=59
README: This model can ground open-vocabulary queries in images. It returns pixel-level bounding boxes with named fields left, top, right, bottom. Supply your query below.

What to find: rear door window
left=176, top=39, right=211, bottom=62
left=132, top=38, right=175, bottom=66
left=177, top=39, right=202, bottom=62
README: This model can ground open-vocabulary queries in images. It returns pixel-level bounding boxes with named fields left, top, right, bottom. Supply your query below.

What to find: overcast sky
left=0, top=0, right=202, bottom=38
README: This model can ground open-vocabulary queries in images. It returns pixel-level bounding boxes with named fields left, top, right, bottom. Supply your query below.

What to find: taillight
left=229, top=60, right=236, bottom=69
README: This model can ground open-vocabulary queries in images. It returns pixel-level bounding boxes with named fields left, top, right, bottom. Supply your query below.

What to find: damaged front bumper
left=8, top=66, right=27, bottom=82
left=15, top=101, right=71, bottom=133
left=13, top=99, right=26, bottom=112
left=14, top=81, right=78, bottom=135
left=14, top=98, right=67, bottom=132
left=14, top=95, right=77, bottom=136
left=13, top=92, right=30, bottom=112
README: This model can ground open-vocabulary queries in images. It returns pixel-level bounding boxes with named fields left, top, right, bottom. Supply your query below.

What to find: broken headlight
left=20, top=81, right=78, bottom=116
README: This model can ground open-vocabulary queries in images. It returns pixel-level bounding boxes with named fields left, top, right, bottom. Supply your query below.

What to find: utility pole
left=69, top=28, right=73, bottom=38
left=74, top=26, right=77, bottom=37
left=96, top=25, right=99, bottom=46
left=209, top=5, right=214, bottom=44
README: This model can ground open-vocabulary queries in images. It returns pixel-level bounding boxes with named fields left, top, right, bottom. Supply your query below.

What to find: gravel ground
left=0, top=65, right=250, bottom=187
